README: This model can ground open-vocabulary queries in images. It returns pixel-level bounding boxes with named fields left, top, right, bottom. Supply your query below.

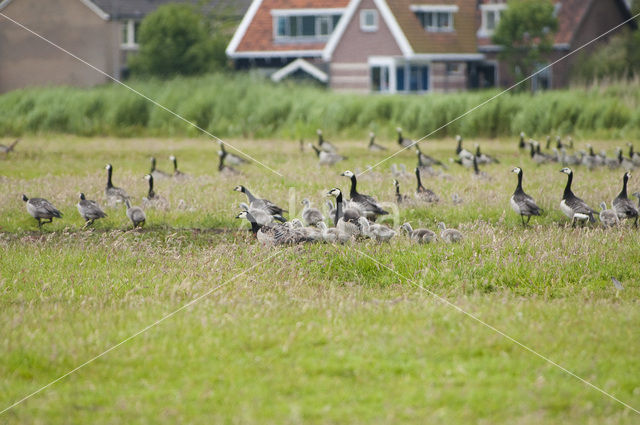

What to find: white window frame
left=272, top=10, right=343, bottom=43
left=478, top=3, right=507, bottom=38
left=121, top=19, right=139, bottom=49
left=360, top=9, right=378, bottom=32
left=412, top=7, right=456, bottom=33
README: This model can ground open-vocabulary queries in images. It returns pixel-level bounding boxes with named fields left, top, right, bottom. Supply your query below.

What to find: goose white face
left=144, top=174, right=151, bottom=181
left=235, top=211, right=248, bottom=219
left=169, top=155, right=176, bottom=161
left=393, top=179, right=398, bottom=186
left=396, top=127, right=402, bottom=132
left=105, top=164, right=112, bottom=170
left=520, top=132, right=525, bottom=137
left=511, top=167, right=521, bottom=174
left=217, top=150, right=224, bottom=157
left=327, top=188, right=340, bottom=197
left=625, top=172, right=632, bottom=179
left=456, top=135, right=461, bottom=142
left=341, top=170, right=354, bottom=178
left=560, top=167, right=572, bottom=174
left=233, top=186, right=243, bottom=192
left=316, top=129, right=322, bottom=135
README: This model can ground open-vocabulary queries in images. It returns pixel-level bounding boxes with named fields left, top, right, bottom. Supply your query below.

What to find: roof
left=271, top=58, right=328, bottom=82
left=386, top=0, right=478, bottom=54
left=228, top=0, right=350, bottom=57
left=90, top=0, right=252, bottom=19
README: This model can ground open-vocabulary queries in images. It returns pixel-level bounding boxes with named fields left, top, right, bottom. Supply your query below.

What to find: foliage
left=129, top=3, right=228, bottom=77
left=492, top=0, right=558, bottom=89
left=1, top=74, right=640, bottom=140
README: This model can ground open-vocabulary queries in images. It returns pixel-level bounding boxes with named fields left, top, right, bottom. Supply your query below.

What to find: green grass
left=1, top=73, right=640, bottom=140
left=1, top=135, right=640, bottom=424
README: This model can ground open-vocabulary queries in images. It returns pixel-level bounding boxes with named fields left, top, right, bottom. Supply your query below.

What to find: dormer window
left=410, top=5, right=458, bottom=32
left=272, top=9, right=343, bottom=42
left=479, top=3, right=507, bottom=37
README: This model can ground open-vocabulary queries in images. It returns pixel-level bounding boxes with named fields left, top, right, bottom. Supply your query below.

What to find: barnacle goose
left=77, top=193, right=107, bottom=228
left=612, top=171, right=639, bottom=227
left=559, top=167, right=596, bottom=226
left=301, top=198, right=324, bottom=226
left=414, top=167, right=439, bottom=203
left=400, top=223, right=436, bottom=244
left=599, top=202, right=620, bottom=228
left=367, top=131, right=387, bottom=151
left=104, top=164, right=129, bottom=205
left=125, top=199, right=146, bottom=228
left=340, top=170, right=388, bottom=220
left=22, top=194, right=62, bottom=228
left=510, top=167, right=541, bottom=226
left=234, top=185, right=287, bottom=218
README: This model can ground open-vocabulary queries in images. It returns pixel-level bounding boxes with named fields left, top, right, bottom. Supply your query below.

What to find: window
left=396, top=64, right=429, bottom=93
left=360, top=10, right=378, bottom=32
left=121, top=19, right=140, bottom=48
left=479, top=4, right=507, bottom=37
left=416, top=11, right=453, bottom=32
left=371, top=66, right=390, bottom=92
left=274, top=12, right=342, bottom=41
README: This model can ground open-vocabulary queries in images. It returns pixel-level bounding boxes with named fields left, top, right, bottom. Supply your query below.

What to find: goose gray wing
left=78, top=199, right=107, bottom=219
left=31, top=198, right=63, bottom=217
left=251, top=198, right=286, bottom=216
left=352, top=193, right=388, bottom=215
left=613, top=198, right=639, bottom=218
left=513, top=192, right=541, bottom=216
left=566, top=195, right=596, bottom=216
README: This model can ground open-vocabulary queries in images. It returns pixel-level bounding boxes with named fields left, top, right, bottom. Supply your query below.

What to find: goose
left=582, top=144, right=603, bottom=169
left=218, top=150, right=240, bottom=175
left=518, top=132, right=526, bottom=150
left=606, top=149, right=622, bottom=169
left=416, top=145, right=445, bottom=169
left=529, top=141, right=549, bottom=165
left=559, top=167, right=597, bottom=226
left=234, top=185, right=287, bottom=219
left=358, top=217, right=395, bottom=242
left=325, top=199, right=337, bottom=222
left=455, top=135, right=474, bottom=160
left=451, top=193, right=463, bottom=205
left=0, top=139, right=19, bottom=155
left=316, top=222, right=351, bottom=244
left=288, top=218, right=323, bottom=242
left=77, top=193, right=107, bottom=228
left=560, top=148, right=581, bottom=166
left=367, top=132, right=387, bottom=151
left=400, top=222, right=436, bottom=244
left=309, top=143, right=345, bottom=165
left=236, top=210, right=312, bottom=245
left=316, top=129, right=337, bottom=153
left=301, top=198, right=324, bottom=226
left=239, top=202, right=279, bottom=226
left=169, top=155, right=188, bottom=179
left=474, top=144, right=499, bottom=164
left=414, top=167, right=439, bottom=203
left=150, top=156, right=170, bottom=180
left=219, top=141, right=248, bottom=165
left=416, top=150, right=436, bottom=174
left=628, top=143, right=640, bottom=167
left=510, top=167, right=542, bottom=226
left=545, top=136, right=552, bottom=150
left=393, top=179, right=410, bottom=203
left=125, top=199, right=146, bottom=228
left=104, top=163, right=129, bottom=205
left=599, top=202, right=620, bottom=228
left=472, top=156, right=490, bottom=180
left=396, top=127, right=415, bottom=148
left=616, top=148, right=635, bottom=170
left=142, top=174, right=169, bottom=210
left=326, top=187, right=361, bottom=236
left=437, top=222, right=463, bottom=243
left=22, top=194, right=62, bottom=228
left=340, top=170, right=389, bottom=219
left=612, top=171, right=639, bottom=227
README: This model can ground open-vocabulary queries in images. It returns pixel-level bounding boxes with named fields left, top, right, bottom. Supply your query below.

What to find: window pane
left=318, top=16, right=329, bottom=35
left=366, top=11, right=375, bottom=26
left=133, top=21, right=140, bottom=43
left=302, top=16, right=315, bottom=36
left=426, top=12, right=433, bottom=28
left=372, top=67, right=381, bottom=91
left=332, top=14, right=340, bottom=28
left=421, top=66, right=429, bottom=91
left=396, top=67, right=405, bottom=91
left=438, top=12, right=449, bottom=28
left=277, top=16, right=287, bottom=36
left=487, top=11, right=495, bottom=30
left=409, top=66, right=419, bottom=91
left=121, top=21, right=128, bottom=44
left=381, top=67, right=389, bottom=91
left=287, top=17, right=298, bottom=36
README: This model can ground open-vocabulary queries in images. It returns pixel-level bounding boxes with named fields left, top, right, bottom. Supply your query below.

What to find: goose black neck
left=335, top=192, right=343, bottom=224
left=415, top=168, right=424, bottom=190
left=618, top=150, right=623, bottom=163
left=529, top=144, right=535, bottom=158
left=456, top=139, right=462, bottom=154
left=515, top=170, right=523, bottom=193
left=147, top=176, right=154, bottom=197
left=245, top=211, right=262, bottom=235
left=395, top=183, right=400, bottom=197
left=546, top=138, right=551, bottom=149
left=619, top=174, right=629, bottom=199
left=475, top=146, right=481, bottom=156
left=150, top=158, right=156, bottom=173
left=369, top=135, right=374, bottom=146
left=563, top=172, right=574, bottom=199
left=473, top=157, right=479, bottom=174
left=106, top=167, right=113, bottom=188
left=397, top=132, right=403, bottom=144
left=630, top=145, right=635, bottom=157
left=218, top=153, right=224, bottom=171
left=311, top=145, right=320, bottom=157
left=173, top=158, right=178, bottom=171
left=348, top=175, right=358, bottom=197
left=318, top=133, right=324, bottom=145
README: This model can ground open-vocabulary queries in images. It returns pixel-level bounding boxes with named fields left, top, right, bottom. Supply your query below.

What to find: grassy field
left=1, top=135, right=640, bottom=424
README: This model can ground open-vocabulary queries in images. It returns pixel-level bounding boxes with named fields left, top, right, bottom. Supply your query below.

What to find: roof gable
left=227, top=0, right=350, bottom=57
left=0, top=0, right=109, bottom=19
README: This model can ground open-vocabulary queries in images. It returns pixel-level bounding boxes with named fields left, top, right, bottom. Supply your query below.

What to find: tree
left=492, top=0, right=558, bottom=90
left=129, top=3, right=226, bottom=77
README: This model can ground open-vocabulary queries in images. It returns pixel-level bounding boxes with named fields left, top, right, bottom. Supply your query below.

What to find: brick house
left=227, top=0, right=634, bottom=93
left=0, top=0, right=251, bottom=93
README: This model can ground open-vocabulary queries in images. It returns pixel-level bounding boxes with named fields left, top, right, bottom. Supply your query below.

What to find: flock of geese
left=15, top=131, right=640, bottom=244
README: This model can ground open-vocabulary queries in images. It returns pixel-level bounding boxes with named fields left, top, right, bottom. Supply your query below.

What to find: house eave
left=229, top=50, right=325, bottom=59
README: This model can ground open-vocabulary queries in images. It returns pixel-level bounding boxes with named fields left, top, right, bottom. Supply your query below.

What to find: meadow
left=1, top=134, right=640, bottom=424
